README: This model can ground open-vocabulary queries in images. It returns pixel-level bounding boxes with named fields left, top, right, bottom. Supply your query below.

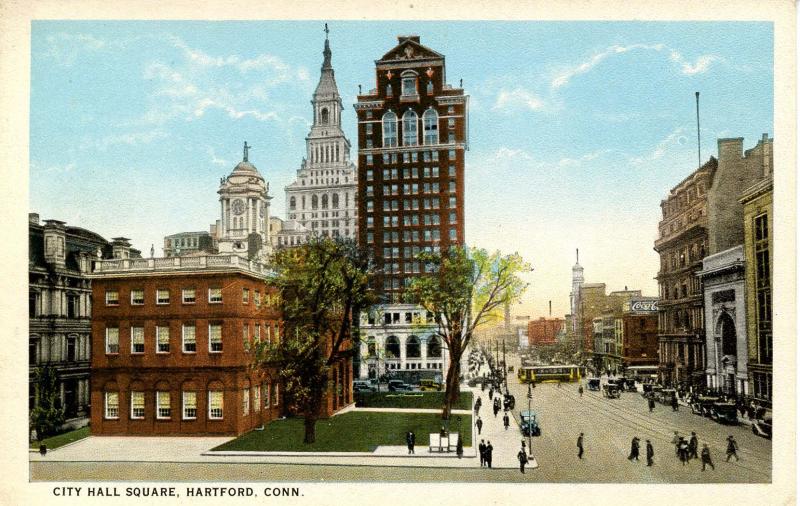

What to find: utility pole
left=695, top=91, right=701, bottom=169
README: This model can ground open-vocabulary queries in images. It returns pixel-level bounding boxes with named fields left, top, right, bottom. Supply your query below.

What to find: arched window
left=426, top=80, right=434, bottom=95
left=312, top=195, right=318, bottom=210
left=332, top=193, right=339, bottom=208
left=386, top=83, right=393, bottom=97
left=289, top=196, right=296, bottom=210
left=320, top=108, right=329, bottom=125
left=423, top=109, right=438, bottom=145
left=386, top=335, right=400, bottom=358
left=382, top=111, right=398, bottom=148
left=406, top=335, right=421, bottom=358
left=402, top=74, right=417, bottom=96
left=301, top=195, right=306, bottom=209
left=322, top=194, right=328, bottom=209
left=427, top=336, right=442, bottom=358
left=402, top=110, right=418, bottom=146
left=719, top=313, right=737, bottom=356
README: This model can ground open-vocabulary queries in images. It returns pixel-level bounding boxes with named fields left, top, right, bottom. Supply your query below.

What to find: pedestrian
left=689, top=432, right=698, bottom=459
left=628, top=437, right=640, bottom=461
left=456, top=433, right=463, bottom=459
left=493, top=403, right=500, bottom=418
left=678, top=437, right=689, bottom=465
left=489, top=387, right=494, bottom=400
left=726, top=435, right=739, bottom=462
left=521, top=439, right=526, bottom=453
left=503, top=412, right=510, bottom=430
left=485, top=441, right=494, bottom=468
left=672, top=395, right=679, bottom=412
left=478, top=439, right=486, bottom=467
left=648, top=397, right=655, bottom=413
left=406, top=430, right=416, bottom=455
left=671, top=431, right=680, bottom=456
left=577, top=433, right=584, bottom=459
left=701, top=444, right=715, bottom=471
left=578, top=385, right=584, bottom=397
left=646, top=440, right=654, bottom=466
left=517, top=448, right=528, bottom=474
left=475, top=416, right=483, bottom=435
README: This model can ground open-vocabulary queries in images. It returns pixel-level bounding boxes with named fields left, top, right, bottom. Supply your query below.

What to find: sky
left=29, top=21, right=773, bottom=319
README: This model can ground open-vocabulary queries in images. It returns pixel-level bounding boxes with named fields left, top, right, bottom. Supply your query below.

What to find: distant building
left=528, top=317, right=564, bottom=347
left=29, top=213, right=139, bottom=430
left=163, top=231, right=215, bottom=257
left=270, top=217, right=311, bottom=250
left=621, top=297, right=659, bottom=369
left=578, top=282, right=606, bottom=355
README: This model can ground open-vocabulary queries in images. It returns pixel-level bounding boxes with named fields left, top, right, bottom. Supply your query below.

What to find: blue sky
left=29, top=21, right=773, bottom=318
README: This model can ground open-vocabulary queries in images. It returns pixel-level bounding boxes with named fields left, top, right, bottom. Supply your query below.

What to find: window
left=130, top=391, right=145, bottom=419
left=156, top=289, right=170, bottom=305
left=130, top=326, right=145, bottom=354
left=254, top=386, right=261, bottom=412
left=106, top=290, right=119, bottom=306
left=183, top=391, right=197, bottom=419
left=366, top=154, right=373, bottom=165
left=105, top=392, right=119, bottom=419
left=208, top=390, right=223, bottom=419
left=254, top=291, right=261, bottom=307
left=272, top=383, right=280, bottom=406
left=182, top=324, right=196, bottom=353
left=208, top=288, right=222, bottom=304
left=242, top=388, right=250, bottom=415
left=130, top=289, right=144, bottom=305
left=182, top=288, right=196, bottom=304
left=157, top=326, right=170, bottom=353
left=450, top=228, right=457, bottom=240
left=263, top=383, right=271, bottom=409
left=382, top=111, right=398, bottom=147
left=423, top=109, right=438, bottom=145
left=402, top=74, right=417, bottom=96
left=255, top=324, right=261, bottom=343
left=449, top=149, right=456, bottom=160
left=242, top=288, right=250, bottom=304
left=386, top=83, right=393, bottom=97
left=209, top=324, right=223, bottom=352
left=105, top=327, right=119, bottom=354
left=403, top=110, right=418, bottom=146
left=156, top=391, right=171, bottom=419
left=426, top=80, right=434, bottom=95
left=242, top=325, right=250, bottom=352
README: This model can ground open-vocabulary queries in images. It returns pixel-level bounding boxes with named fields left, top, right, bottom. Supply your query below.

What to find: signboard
left=629, top=300, right=658, bottom=312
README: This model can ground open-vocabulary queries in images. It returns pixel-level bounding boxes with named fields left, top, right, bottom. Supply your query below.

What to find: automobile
left=710, top=402, right=739, bottom=424
left=587, top=378, right=601, bottom=391
left=467, top=377, right=488, bottom=387
left=388, top=380, right=414, bottom=392
left=752, top=417, right=772, bottom=439
left=352, top=380, right=377, bottom=393
left=418, top=379, right=442, bottom=391
left=624, top=379, right=638, bottom=392
left=602, top=383, right=621, bottom=399
left=658, top=388, right=677, bottom=405
left=690, top=396, right=720, bottom=416
left=519, top=409, right=541, bottom=437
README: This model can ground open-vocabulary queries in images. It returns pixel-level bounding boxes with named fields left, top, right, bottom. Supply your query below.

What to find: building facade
left=528, top=317, right=564, bottom=347
left=621, top=297, right=659, bottom=369
left=698, top=245, right=748, bottom=395
left=29, top=214, right=132, bottom=428
left=163, top=231, right=215, bottom=257
left=354, top=35, right=468, bottom=300
left=285, top=33, right=357, bottom=240
left=578, top=282, right=607, bottom=356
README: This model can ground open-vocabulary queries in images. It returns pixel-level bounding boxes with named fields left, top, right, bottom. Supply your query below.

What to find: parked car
left=418, top=379, right=442, bottom=391
left=710, top=402, right=739, bottom=424
left=602, top=383, right=621, bottom=399
left=353, top=380, right=377, bottom=393
left=690, top=396, right=720, bottom=416
left=587, top=378, right=601, bottom=391
left=519, top=410, right=541, bottom=437
left=752, top=417, right=772, bottom=439
left=624, top=379, right=638, bottom=392
left=388, top=380, right=413, bottom=392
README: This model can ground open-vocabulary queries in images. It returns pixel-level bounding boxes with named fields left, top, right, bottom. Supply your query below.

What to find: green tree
left=406, top=247, right=530, bottom=421
left=255, top=237, right=374, bottom=444
left=29, top=365, right=65, bottom=440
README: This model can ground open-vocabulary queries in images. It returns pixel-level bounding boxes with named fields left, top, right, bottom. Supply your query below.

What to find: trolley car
left=517, top=364, right=583, bottom=383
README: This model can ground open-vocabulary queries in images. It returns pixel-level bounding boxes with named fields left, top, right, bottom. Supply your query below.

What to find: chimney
left=43, top=220, right=67, bottom=267
left=29, top=213, right=40, bottom=225
left=398, top=35, right=421, bottom=44
left=111, top=237, right=132, bottom=259
left=717, top=137, right=744, bottom=161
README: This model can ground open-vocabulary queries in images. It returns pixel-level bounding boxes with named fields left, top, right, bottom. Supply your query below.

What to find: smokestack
left=695, top=92, right=701, bottom=169
left=576, top=248, right=579, bottom=264
left=549, top=300, right=552, bottom=317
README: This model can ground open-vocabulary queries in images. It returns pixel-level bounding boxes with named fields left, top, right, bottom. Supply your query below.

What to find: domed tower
left=217, top=141, right=272, bottom=260
left=570, top=248, right=585, bottom=333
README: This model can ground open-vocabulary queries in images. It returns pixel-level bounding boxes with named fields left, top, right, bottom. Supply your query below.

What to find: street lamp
left=527, top=382, right=533, bottom=462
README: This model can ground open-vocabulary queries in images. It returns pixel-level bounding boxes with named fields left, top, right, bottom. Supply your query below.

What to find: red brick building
left=528, top=317, right=564, bottom=347
left=90, top=253, right=354, bottom=436
left=621, top=298, right=659, bottom=368
left=354, top=35, right=468, bottom=301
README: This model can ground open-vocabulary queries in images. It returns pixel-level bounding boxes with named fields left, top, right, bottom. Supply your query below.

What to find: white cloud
left=207, top=147, right=231, bottom=167
left=42, top=33, right=106, bottom=66
left=81, top=129, right=169, bottom=151
left=557, top=149, right=611, bottom=167
left=629, top=127, right=686, bottom=165
left=670, top=51, right=718, bottom=75
left=493, top=88, right=545, bottom=111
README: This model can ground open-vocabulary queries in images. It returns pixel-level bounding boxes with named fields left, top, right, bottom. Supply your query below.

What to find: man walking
left=478, top=439, right=486, bottom=467
left=475, top=416, right=483, bottom=435
left=671, top=431, right=681, bottom=456
left=503, top=411, right=510, bottom=430
left=489, top=387, right=494, bottom=401
left=701, top=443, right=715, bottom=471
left=646, top=440, right=654, bottom=466
left=671, top=395, right=679, bottom=412
left=517, top=448, right=528, bottom=474
left=628, top=437, right=640, bottom=461
left=689, top=432, right=699, bottom=459
left=678, top=437, right=689, bottom=465
left=485, top=441, right=494, bottom=469
left=578, top=385, right=584, bottom=397
left=577, top=433, right=584, bottom=459
left=406, top=430, right=415, bottom=455
left=726, top=435, right=739, bottom=462
left=648, top=397, right=656, bottom=413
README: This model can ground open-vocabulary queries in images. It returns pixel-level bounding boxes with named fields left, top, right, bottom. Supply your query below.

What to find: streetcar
left=517, top=364, right=583, bottom=383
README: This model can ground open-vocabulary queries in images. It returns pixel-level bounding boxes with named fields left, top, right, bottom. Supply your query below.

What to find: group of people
left=478, top=439, right=494, bottom=468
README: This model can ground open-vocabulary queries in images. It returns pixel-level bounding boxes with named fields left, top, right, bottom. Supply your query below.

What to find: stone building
left=163, top=231, right=215, bottom=257
left=578, top=282, right=607, bottom=356
left=740, top=144, right=773, bottom=405
left=284, top=32, right=357, bottom=240
left=698, top=245, right=748, bottom=394
left=270, top=217, right=311, bottom=250
left=29, top=213, right=139, bottom=429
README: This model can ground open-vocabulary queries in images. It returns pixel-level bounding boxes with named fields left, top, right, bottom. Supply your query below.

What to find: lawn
left=212, top=411, right=472, bottom=452
left=30, top=426, right=90, bottom=450
left=355, top=390, right=473, bottom=411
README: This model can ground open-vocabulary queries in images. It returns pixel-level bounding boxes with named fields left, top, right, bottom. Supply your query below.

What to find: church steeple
left=322, top=23, right=332, bottom=70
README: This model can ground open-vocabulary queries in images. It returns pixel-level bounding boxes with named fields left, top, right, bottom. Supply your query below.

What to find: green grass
left=30, top=426, right=90, bottom=450
left=355, top=390, right=473, bottom=411
left=212, top=411, right=472, bottom=452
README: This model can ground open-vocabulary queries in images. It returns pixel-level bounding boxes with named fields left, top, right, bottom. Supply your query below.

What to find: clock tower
left=217, top=142, right=272, bottom=260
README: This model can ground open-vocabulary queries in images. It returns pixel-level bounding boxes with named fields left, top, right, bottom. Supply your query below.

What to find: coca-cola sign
left=630, top=300, right=658, bottom=312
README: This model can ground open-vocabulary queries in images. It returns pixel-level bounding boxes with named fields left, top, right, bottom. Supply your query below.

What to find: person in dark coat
left=701, top=444, right=715, bottom=471
left=671, top=431, right=681, bottom=456
left=485, top=441, right=494, bottom=468
left=577, top=433, right=584, bottom=459
left=689, top=432, right=698, bottom=459
left=406, top=431, right=416, bottom=454
left=678, top=437, right=689, bottom=465
left=578, top=385, right=584, bottom=397
left=646, top=440, right=654, bottom=466
left=503, top=412, right=510, bottom=430
left=726, top=435, right=739, bottom=461
left=475, top=416, right=483, bottom=435
left=489, top=388, right=494, bottom=400
left=648, top=397, right=656, bottom=413
left=517, top=448, right=528, bottom=473
left=628, top=437, right=640, bottom=461
left=478, top=439, right=486, bottom=467
left=456, top=433, right=463, bottom=458
left=671, top=396, right=679, bottom=412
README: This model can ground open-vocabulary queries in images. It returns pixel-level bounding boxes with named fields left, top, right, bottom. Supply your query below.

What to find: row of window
left=366, top=198, right=453, bottom=214
left=104, top=322, right=279, bottom=355
left=104, top=385, right=280, bottom=421
left=106, top=287, right=267, bottom=307
left=288, top=193, right=351, bottom=211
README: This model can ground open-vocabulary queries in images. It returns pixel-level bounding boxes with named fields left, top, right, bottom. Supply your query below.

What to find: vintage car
left=657, top=388, right=677, bottom=404
left=710, top=402, right=739, bottom=424
left=388, top=380, right=414, bottom=392
left=519, top=410, right=541, bottom=437
left=624, top=379, right=638, bottom=392
left=418, top=379, right=443, bottom=392
left=690, top=396, right=720, bottom=416
left=587, top=378, right=601, bottom=391
left=752, top=417, right=772, bottom=439
left=352, top=380, right=378, bottom=393
left=602, top=383, right=621, bottom=399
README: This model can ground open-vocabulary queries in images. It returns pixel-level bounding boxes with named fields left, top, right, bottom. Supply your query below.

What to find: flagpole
left=527, top=382, right=533, bottom=461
